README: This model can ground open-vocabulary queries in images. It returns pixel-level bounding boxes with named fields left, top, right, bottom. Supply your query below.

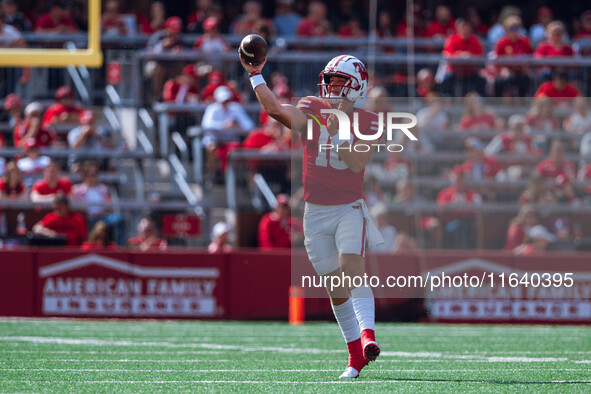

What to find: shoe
left=339, top=366, right=359, bottom=379
left=363, top=341, right=381, bottom=362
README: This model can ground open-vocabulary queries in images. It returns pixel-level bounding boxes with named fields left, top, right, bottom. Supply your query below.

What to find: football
left=239, top=34, right=268, bottom=66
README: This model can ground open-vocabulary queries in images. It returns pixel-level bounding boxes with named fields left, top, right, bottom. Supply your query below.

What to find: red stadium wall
left=0, top=249, right=590, bottom=323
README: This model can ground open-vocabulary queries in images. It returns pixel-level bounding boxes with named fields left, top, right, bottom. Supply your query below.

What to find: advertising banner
left=36, top=252, right=224, bottom=318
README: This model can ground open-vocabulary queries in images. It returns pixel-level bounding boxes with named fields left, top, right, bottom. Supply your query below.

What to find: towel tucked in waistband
left=357, top=199, right=385, bottom=248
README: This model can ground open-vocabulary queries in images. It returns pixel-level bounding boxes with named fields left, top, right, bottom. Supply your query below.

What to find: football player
left=240, top=54, right=383, bottom=379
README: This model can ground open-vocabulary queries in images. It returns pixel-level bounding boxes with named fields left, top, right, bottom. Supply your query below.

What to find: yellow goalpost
left=0, top=0, right=102, bottom=68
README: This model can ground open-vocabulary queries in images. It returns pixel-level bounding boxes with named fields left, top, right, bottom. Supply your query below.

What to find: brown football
left=239, top=34, right=268, bottom=66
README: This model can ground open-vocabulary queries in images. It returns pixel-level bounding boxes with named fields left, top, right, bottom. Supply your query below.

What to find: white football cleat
left=339, top=366, right=360, bottom=379
left=363, top=341, right=381, bottom=362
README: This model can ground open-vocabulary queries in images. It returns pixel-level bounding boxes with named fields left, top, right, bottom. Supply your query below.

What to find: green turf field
left=0, top=319, right=590, bottom=392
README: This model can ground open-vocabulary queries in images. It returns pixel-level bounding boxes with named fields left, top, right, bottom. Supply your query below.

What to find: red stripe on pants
left=360, top=218, right=366, bottom=257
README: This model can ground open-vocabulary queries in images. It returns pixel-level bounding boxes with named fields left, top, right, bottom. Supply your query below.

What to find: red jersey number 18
left=315, top=126, right=348, bottom=170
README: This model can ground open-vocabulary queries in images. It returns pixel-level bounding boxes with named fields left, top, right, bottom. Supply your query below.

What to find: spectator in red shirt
left=537, top=139, right=576, bottom=179
left=534, top=69, right=579, bottom=105
left=505, top=204, right=539, bottom=250
left=127, top=216, right=168, bottom=251
left=534, top=21, right=574, bottom=58
left=436, top=170, right=482, bottom=249
left=35, top=0, right=79, bottom=33
left=0, top=161, right=26, bottom=200
left=296, top=1, right=332, bottom=37
left=13, top=102, right=56, bottom=148
left=186, top=0, right=212, bottom=33
left=101, top=0, right=128, bottom=36
left=534, top=21, right=574, bottom=79
left=525, top=96, right=559, bottom=132
left=230, top=0, right=275, bottom=37
left=486, top=114, right=537, bottom=157
left=43, top=86, right=84, bottom=126
left=426, top=5, right=455, bottom=38
left=81, top=221, right=117, bottom=250
left=458, top=93, right=497, bottom=131
left=441, top=19, right=486, bottom=96
left=162, top=65, right=200, bottom=103
left=199, top=71, right=242, bottom=103
left=492, top=15, right=532, bottom=97
left=207, top=221, right=232, bottom=253
left=137, top=0, right=166, bottom=35
left=32, top=195, right=87, bottom=246
left=437, top=169, right=483, bottom=208
left=193, top=17, right=229, bottom=54
left=3, top=92, right=23, bottom=127
left=30, top=160, right=72, bottom=203
left=258, top=194, right=304, bottom=249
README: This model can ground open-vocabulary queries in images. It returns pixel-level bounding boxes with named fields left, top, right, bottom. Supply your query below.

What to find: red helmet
left=318, top=55, right=369, bottom=101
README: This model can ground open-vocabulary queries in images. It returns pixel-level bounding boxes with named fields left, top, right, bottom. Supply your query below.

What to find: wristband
left=331, top=133, right=353, bottom=147
left=250, top=74, right=266, bottom=89
left=249, top=70, right=261, bottom=77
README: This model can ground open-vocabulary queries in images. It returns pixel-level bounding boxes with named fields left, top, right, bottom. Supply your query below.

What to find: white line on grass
left=5, top=349, right=591, bottom=355
left=1, top=368, right=586, bottom=373
left=0, top=336, right=342, bottom=354
left=0, top=336, right=583, bottom=364
left=0, top=357, right=466, bottom=364
left=1, top=380, right=591, bottom=385
left=1, top=350, right=228, bottom=355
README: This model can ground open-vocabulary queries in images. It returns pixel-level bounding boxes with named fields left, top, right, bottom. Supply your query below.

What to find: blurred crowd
left=2, top=0, right=591, bottom=254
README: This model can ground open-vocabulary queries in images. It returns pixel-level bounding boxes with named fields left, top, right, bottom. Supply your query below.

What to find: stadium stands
left=1, top=1, right=591, bottom=254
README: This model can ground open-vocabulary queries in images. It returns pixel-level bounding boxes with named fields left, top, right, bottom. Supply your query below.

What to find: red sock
left=346, top=338, right=367, bottom=371
left=361, top=328, right=375, bottom=345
